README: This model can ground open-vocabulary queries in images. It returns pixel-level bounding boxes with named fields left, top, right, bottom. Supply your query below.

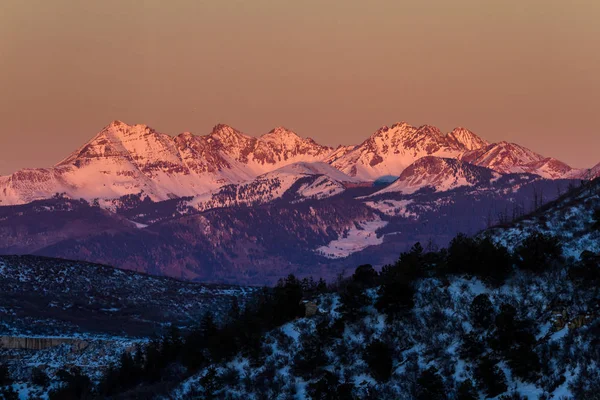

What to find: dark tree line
left=95, top=274, right=316, bottom=397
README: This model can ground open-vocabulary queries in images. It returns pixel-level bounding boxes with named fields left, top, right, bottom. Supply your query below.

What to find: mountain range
left=0, top=120, right=597, bottom=284
left=0, top=120, right=594, bottom=206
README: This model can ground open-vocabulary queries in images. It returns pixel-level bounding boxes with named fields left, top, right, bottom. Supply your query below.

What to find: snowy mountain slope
left=460, top=141, right=582, bottom=179
left=571, top=162, right=600, bottom=180
left=171, top=269, right=597, bottom=399
left=446, top=127, right=490, bottom=151
left=461, top=141, right=545, bottom=172
left=0, top=122, right=335, bottom=206
left=0, top=177, right=583, bottom=284
left=188, top=162, right=359, bottom=211
left=371, top=157, right=500, bottom=195
left=315, top=216, right=388, bottom=259
left=328, top=123, right=478, bottom=180
left=485, top=177, right=600, bottom=258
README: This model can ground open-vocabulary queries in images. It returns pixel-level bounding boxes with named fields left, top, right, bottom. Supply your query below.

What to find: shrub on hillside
left=447, top=234, right=513, bottom=285
left=293, top=334, right=328, bottom=379
left=306, top=370, right=352, bottom=400
left=593, top=208, right=600, bottom=230
left=49, top=367, right=92, bottom=400
left=474, top=357, right=508, bottom=398
left=515, top=232, right=562, bottom=272
left=375, top=275, right=415, bottom=319
left=31, top=367, right=50, bottom=388
left=352, top=264, right=378, bottom=288
left=491, top=304, right=541, bottom=382
left=569, top=250, right=600, bottom=285
left=415, top=367, right=446, bottom=400
left=338, top=280, right=370, bottom=320
left=456, top=379, right=478, bottom=400
left=0, top=364, right=11, bottom=386
left=470, top=294, right=495, bottom=331
left=364, top=340, right=393, bottom=382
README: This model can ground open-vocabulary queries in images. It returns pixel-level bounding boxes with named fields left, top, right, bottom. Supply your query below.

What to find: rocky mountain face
left=460, top=141, right=578, bottom=178
left=0, top=120, right=591, bottom=206
left=328, top=123, right=473, bottom=180
left=188, top=162, right=360, bottom=212
left=576, top=162, right=600, bottom=180
left=0, top=121, right=334, bottom=205
left=372, top=156, right=500, bottom=195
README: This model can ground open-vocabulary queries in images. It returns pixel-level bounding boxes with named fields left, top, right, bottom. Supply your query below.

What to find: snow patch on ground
left=316, top=218, right=389, bottom=259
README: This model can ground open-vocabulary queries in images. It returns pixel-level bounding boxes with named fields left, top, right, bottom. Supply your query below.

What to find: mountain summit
left=328, top=122, right=490, bottom=180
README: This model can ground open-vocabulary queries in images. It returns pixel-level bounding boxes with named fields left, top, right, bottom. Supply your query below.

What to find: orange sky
left=0, top=0, right=599, bottom=175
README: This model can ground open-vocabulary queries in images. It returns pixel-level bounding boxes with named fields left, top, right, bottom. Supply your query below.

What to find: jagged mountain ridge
left=0, top=121, right=334, bottom=205
left=327, top=124, right=486, bottom=180
left=0, top=120, right=590, bottom=206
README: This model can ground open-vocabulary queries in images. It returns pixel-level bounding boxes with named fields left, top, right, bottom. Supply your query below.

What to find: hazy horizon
left=1, top=0, right=599, bottom=175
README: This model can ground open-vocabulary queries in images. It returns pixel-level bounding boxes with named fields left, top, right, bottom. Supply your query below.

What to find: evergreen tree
left=142, top=338, right=163, bottom=383
left=415, top=367, right=447, bottom=400
left=352, top=264, right=378, bottom=288
left=31, top=367, right=49, bottom=388
left=456, top=379, right=478, bottom=400
left=447, top=234, right=512, bottom=285
left=470, top=294, right=495, bottom=330
left=307, top=370, right=342, bottom=400
left=363, top=340, right=393, bottom=382
left=0, top=364, right=11, bottom=386
left=474, top=357, right=508, bottom=398
left=376, top=274, right=415, bottom=319
left=273, top=274, right=305, bottom=324
left=228, top=297, right=241, bottom=323
left=293, top=334, right=328, bottom=379
left=0, top=386, right=18, bottom=400
left=49, top=367, right=92, bottom=400
left=199, top=367, right=220, bottom=400
left=459, top=332, right=486, bottom=361
left=316, top=278, right=328, bottom=293
left=515, top=232, right=562, bottom=272
left=593, top=208, right=600, bottom=230
left=338, top=281, right=369, bottom=320
left=0, top=363, right=17, bottom=400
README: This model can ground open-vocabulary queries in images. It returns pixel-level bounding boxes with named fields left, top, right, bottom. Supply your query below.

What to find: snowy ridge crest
left=0, top=120, right=592, bottom=206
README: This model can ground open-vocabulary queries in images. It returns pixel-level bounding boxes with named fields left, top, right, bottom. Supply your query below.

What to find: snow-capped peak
left=264, top=126, right=299, bottom=137
left=209, top=124, right=250, bottom=143
left=328, top=122, right=468, bottom=180
left=372, top=156, right=499, bottom=195
left=447, top=127, right=489, bottom=151
left=461, top=141, right=547, bottom=174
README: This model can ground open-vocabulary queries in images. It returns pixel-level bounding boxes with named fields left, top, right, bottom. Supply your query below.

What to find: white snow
left=316, top=218, right=388, bottom=259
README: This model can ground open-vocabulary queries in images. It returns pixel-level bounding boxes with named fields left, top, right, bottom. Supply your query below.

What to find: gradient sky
left=1, top=0, right=599, bottom=175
